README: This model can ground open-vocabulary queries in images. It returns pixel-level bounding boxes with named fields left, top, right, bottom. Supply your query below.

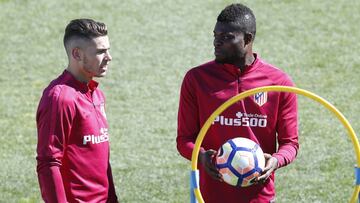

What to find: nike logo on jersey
left=212, top=112, right=268, bottom=127
left=100, top=103, right=107, bottom=119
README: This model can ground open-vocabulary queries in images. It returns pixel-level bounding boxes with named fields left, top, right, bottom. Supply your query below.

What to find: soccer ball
left=215, top=137, right=265, bottom=187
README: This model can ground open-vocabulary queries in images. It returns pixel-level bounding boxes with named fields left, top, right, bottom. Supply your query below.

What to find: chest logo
left=213, top=112, right=267, bottom=128
left=83, top=128, right=109, bottom=145
left=100, top=103, right=107, bottom=119
left=254, top=92, right=267, bottom=106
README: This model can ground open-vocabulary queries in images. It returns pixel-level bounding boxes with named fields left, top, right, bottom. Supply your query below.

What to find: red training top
left=177, top=54, right=299, bottom=203
left=36, top=70, right=118, bottom=203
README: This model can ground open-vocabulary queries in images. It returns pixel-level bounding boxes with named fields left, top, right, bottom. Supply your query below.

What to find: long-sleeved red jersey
left=36, top=70, right=118, bottom=203
left=177, top=54, right=299, bottom=203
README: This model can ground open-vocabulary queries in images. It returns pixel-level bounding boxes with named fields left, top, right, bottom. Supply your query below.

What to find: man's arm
left=256, top=79, right=299, bottom=183
left=272, top=80, right=299, bottom=168
left=176, top=71, right=205, bottom=160
left=176, top=71, right=222, bottom=181
left=36, top=87, right=74, bottom=202
left=106, top=161, right=118, bottom=203
left=37, top=163, right=66, bottom=203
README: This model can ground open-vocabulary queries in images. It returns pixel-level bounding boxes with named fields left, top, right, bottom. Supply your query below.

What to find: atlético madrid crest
left=254, top=92, right=267, bottom=106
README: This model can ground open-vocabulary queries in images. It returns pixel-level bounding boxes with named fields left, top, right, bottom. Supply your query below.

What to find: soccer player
left=36, top=19, right=118, bottom=203
left=177, top=3, right=299, bottom=203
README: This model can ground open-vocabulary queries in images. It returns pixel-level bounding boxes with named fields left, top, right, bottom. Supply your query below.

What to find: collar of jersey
left=220, top=53, right=260, bottom=76
left=63, top=70, right=99, bottom=93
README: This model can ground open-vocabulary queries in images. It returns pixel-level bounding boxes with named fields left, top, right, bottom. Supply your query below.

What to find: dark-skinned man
left=177, top=3, right=298, bottom=203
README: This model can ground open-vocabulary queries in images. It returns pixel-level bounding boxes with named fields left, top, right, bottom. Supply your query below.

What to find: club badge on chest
left=254, top=92, right=267, bottom=106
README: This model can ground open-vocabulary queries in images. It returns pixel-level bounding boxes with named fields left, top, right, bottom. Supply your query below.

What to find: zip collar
left=219, top=53, right=260, bottom=77
left=62, top=70, right=99, bottom=93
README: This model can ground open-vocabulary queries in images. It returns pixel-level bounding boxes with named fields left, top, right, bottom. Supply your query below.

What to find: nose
left=106, top=50, right=112, bottom=61
left=213, top=37, right=223, bottom=48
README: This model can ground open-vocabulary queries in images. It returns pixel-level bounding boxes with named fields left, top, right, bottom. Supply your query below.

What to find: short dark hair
left=63, top=18, right=108, bottom=47
left=217, top=4, right=256, bottom=37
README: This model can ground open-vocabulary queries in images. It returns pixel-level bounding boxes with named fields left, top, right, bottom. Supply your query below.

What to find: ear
left=244, top=33, right=254, bottom=46
left=71, top=47, right=83, bottom=61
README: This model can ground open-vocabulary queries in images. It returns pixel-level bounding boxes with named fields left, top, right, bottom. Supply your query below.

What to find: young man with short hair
left=36, top=19, right=118, bottom=203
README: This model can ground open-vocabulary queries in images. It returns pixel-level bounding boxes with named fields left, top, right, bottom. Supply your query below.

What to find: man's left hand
left=254, top=153, right=278, bottom=184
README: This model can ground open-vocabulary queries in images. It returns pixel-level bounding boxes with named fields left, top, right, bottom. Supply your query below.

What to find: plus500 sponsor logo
left=212, top=112, right=267, bottom=128
left=83, top=128, right=109, bottom=145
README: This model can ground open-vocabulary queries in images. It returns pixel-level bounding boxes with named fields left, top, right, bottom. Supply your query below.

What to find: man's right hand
left=198, top=149, right=223, bottom=182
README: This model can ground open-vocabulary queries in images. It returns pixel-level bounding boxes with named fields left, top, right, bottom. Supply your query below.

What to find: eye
left=223, top=35, right=234, bottom=40
left=97, top=49, right=107, bottom=54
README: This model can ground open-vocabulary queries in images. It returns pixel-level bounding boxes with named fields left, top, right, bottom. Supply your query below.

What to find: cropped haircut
left=63, top=18, right=107, bottom=48
left=217, top=4, right=256, bottom=37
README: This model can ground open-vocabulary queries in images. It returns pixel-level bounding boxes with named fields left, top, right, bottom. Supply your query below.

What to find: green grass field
left=1, top=0, right=359, bottom=202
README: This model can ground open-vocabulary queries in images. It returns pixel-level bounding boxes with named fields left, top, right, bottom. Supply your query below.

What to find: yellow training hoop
left=190, top=86, right=359, bottom=203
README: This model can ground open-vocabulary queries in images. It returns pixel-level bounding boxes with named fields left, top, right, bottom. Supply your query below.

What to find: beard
left=215, top=52, right=245, bottom=66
